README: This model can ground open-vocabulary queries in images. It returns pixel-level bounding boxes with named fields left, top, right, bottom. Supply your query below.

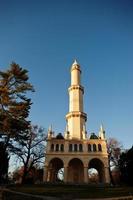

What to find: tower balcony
left=66, top=111, right=87, bottom=121
left=68, top=85, right=84, bottom=94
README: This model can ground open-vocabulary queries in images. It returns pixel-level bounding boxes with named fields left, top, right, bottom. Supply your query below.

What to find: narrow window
left=88, top=144, right=91, bottom=152
left=69, top=144, right=72, bottom=152
left=56, top=144, right=59, bottom=151
left=61, top=144, right=64, bottom=152
left=51, top=144, right=54, bottom=151
left=79, top=144, right=83, bottom=152
left=74, top=144, right=77, bottom=152
left=98, top=144, right=102, bottom=151
left=93, top=144, right=97, bottom=152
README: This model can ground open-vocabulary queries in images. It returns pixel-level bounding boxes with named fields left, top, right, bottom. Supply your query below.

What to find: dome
left=56, top=133, right=64, bottom=139
left=90, top=133, right=99, bottom=139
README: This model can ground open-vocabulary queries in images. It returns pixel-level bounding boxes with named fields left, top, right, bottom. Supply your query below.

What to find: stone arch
left=88, top=158, right=105, bottom=183
left=60, top=144, right=64, bottom=152
left=55, top=144, right=59, bottom=151
left=88, top=144, right=92, bottom=152
left=98, top=144, right=102, bottom=151
left=74, top=144, right=78, bottom=152
left=68, top=158, right=84, bottom=183
left=47, top=158, right=64, bottom=182
left=69, top=144, right=72, bottom=152
left=51, top=144, right=54, bottom=151
left=79, top=144, right=83, bottom=152
left=93, top=144, right=97, bottom=152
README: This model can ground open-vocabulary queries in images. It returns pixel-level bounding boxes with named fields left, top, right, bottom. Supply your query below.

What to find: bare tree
left=14, top=125, right=47, bottom=184
left=107, top=137, right=122, bottom=184
left=107, top=138, right=122, bottom=169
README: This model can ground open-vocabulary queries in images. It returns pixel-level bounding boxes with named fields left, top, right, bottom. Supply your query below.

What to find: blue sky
left=0, top=0, right=133, bottom=149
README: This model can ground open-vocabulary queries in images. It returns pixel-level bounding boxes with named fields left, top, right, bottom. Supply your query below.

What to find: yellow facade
left=44, top=60, right=110, bottom=184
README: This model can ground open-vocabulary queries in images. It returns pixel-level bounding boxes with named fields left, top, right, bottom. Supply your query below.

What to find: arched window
left=56, top=144, right=59, bottom=151
left=60, top=144, right=64, bottom=152
left=51, top=144, right=54, bottom=151
left=79, top=144, right=83, bottom=152
left=88, top=144, right=92, bottom=152
left=98, top=144, right=102, bottom=151
left=69, top=144, right=72, bottom=152
left=93, top=144, right=97, bottom=152
left=74, top=144, right=77, bottom=152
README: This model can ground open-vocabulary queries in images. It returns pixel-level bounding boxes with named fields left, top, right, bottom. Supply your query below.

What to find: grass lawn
left=8, top=184, right=133, bottom=199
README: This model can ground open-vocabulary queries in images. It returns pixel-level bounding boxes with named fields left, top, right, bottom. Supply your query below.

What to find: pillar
left=64, top=165, right=68, bottom=183
left=43, top=166, right=48, bottom=182
left=104, top=166, right=110, bottom=183
left=47, top=167, right=53, bottom=182
left=84, top=166, right=88, bottom=183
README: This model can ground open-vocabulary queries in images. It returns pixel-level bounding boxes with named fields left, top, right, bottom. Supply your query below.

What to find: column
left=47, top=167, right=53, bottom=182
left=84, top=166, right=88, bottom=183
left=83, top=142, right=87, bottom=152
left=64, top=165, right=68, bottom=183
left=43, top=166, right=48, bottom=182
left=104, top=166, right=110, bottom=183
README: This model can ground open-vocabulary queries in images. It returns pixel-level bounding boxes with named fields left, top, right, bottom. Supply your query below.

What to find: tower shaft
left=66, top=61, right=87, bottom=139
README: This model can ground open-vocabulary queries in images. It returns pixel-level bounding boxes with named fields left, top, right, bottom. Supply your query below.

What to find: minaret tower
left=44, top=60, right=110, bottom=184
left=65, top=60, right=87, bottom=139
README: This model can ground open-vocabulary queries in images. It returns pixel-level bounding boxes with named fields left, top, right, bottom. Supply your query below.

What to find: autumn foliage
left=0, top=62, right=34, bottom=183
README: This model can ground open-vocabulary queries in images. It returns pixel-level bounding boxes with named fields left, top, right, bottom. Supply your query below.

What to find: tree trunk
left=21, top=164, right=28, bottom=184
left=0, top=144, right=9, bottom=184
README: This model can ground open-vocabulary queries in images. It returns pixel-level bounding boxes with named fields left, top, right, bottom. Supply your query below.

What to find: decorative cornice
left=71, top=65, right=81, bottom=73
left=68, top=85, right=84, bottom=93
left=66, top=111, right=87, bottom=121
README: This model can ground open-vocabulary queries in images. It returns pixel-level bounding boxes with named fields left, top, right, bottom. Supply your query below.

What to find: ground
left=7, top=184, right=133, bottom=199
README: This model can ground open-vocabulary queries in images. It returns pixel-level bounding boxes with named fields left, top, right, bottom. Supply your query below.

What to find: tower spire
left=48, top=124, right=53, bottom=139
left=99, top=124, right=105, bottom=139
left=70, top=59, right=81, bottom=86
left=100, top=124, right=104, bottom=132
left=72, top=59, right=79, bottom=66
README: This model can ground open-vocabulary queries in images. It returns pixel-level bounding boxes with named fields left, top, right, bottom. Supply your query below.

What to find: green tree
left=119, top=146, right=133, bottom=185
left=0, top=62, right=34, bottom=182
